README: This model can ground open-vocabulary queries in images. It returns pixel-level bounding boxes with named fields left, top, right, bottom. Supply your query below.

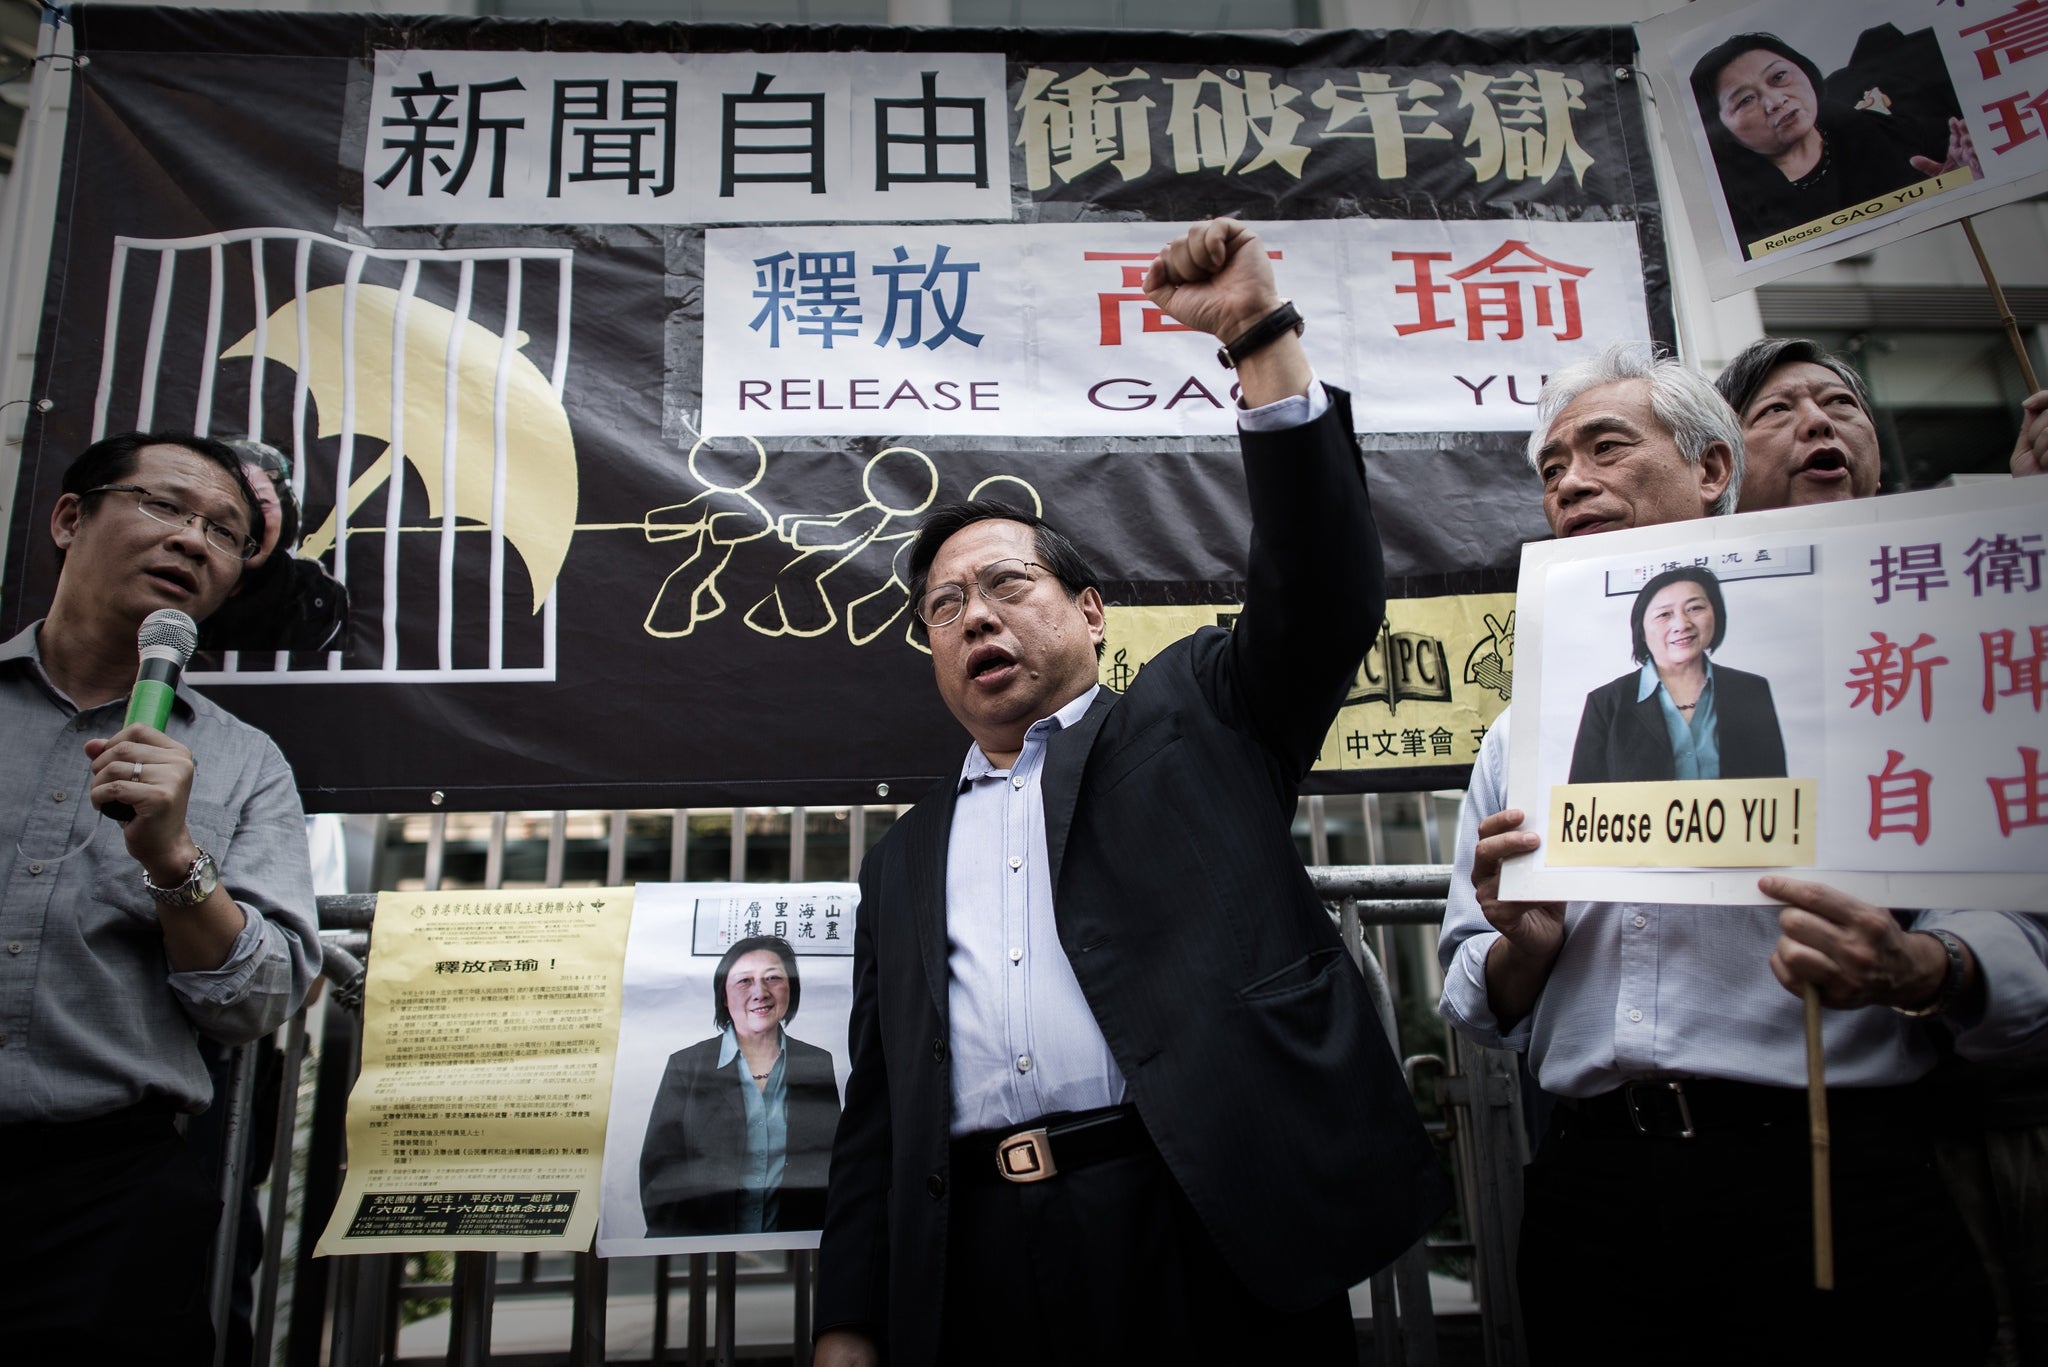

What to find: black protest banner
left=3, top=11, right=1669, bottom=810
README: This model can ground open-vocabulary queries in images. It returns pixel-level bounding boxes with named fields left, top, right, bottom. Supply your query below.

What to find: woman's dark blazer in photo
left=638, top=1033, right=842, bottom=1237
left=1568, top=663, right=1788, bottom=783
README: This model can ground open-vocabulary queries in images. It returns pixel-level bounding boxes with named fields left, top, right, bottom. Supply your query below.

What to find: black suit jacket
left=815, top=389, right=1450, bottom=1366
left=1567, top=663, right=1788, bottom=784
left=639, top=1032, right=841, bottom=1237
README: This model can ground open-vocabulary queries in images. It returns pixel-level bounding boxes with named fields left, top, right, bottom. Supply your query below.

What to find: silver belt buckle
left=996, top=1127, right=1057, bottom=1183
left=1625, top=1080, right=1697, bottom=1139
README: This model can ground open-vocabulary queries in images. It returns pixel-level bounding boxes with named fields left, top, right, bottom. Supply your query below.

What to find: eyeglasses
left=84, top=484, right=258, bottom=560
left=916, top=559, right=1051, bottom=628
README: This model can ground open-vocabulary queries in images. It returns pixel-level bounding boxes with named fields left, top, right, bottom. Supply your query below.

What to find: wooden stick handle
left=1803, top=982, right=1834, bottom=1290
left=1961, top=217, right=2043, bottom=394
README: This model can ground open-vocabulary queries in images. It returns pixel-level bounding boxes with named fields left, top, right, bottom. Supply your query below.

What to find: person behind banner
left=639, top=936, right=840, bottom=1237
left=0, top=430, right=320, bottom=1366
left=1439, top=343, right=2047, bottom=1366
left=1715, top=337, right=1884, bottom=511
left=814, top=219, right=1446, bottom=1367
left=1690, top=32, right=1979, bottom=260
left=1567, top=566, right=1787, bottom=785
left=1722, top=333, right=2048, bottom=1364
left=1717, top=335, right=2048, bottom=502
left=195, top=437, right=349, bottom=654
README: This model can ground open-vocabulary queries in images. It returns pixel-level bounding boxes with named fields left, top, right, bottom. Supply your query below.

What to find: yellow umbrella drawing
left=221, top=283, right=578, bottom=614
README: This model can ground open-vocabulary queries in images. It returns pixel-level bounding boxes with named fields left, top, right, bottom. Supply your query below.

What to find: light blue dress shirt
left=1437, top=714, right=2048, bottom=1098
left=1639, top=658, right=1720, bottom=780
left=946, top=687, right=1127, bottom=1135
left=719, top=1024, right=787, bottom=1232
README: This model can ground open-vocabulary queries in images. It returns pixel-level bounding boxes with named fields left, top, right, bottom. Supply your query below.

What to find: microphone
left=103, top=608, right=198, bottom=822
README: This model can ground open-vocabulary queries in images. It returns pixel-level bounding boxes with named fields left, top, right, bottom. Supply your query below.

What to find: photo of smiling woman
left=1689, top=31, right=1978, bottom=258
left=1568, top=567, right=1788, bottom=785
left=638, top=936, right=841, bottom=1237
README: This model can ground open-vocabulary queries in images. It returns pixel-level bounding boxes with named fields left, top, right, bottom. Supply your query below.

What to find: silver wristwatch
left=1893, top=928, right=1967, bottom=1019
left=144, top=849, right=219, bottom=908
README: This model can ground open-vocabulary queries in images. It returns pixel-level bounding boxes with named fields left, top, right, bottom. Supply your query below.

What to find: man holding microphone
left=0, top=431, right=319, bottom=1365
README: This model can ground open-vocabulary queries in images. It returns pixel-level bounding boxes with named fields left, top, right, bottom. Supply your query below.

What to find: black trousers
left=1518, top=1088, right=1994, bottom=1367
left=937, top=1137, right=1355, bottom=1367
left=0, top=1106, right=220, bottom=1367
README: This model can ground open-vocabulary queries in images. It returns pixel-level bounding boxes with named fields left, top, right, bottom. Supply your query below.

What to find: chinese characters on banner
left=365, top=52, right=1011, bottom=225
left=364, top=49, right=1625, bottom=228
left=16, top=16, right=1663, bottom=809
left=687, top=887, right=857, bottom=954
left=1011, top=60, right=1597, bottom=192
left=1102, top=595, right=1520, bottom=773
left=702, top=220, right=1650, bottom=436
left=1500, top=480, right=2048, bottom=910
left=1638, top=0, right=2048, bottom=297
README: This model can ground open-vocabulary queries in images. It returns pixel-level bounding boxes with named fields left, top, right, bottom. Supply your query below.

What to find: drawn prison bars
left=90, top=228, right=576, bottom=683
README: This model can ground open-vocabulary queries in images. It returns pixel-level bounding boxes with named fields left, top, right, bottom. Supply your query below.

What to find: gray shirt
left=1438, top=714, right=2048, bottom=1098
left=0, top=622, right=319, bottom=1123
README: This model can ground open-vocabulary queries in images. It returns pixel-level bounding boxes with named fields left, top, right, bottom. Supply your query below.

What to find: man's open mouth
left=1798, top=447, right=1848, bottom=475
left=967, top=645, right=1016, bottom=680
left=145, top=565, right=199, bottom=594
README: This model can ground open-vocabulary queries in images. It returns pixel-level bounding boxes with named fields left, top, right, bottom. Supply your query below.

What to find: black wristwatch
left=1216, top=301, right=1304, bottom=369
left=144, top=848, right=220, bottom=908
left=1892, top=928, right=1968, bottom=1019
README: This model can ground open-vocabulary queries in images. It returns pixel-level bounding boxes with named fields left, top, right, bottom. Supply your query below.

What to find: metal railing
left=200, top=796, right=1530, bottom=1367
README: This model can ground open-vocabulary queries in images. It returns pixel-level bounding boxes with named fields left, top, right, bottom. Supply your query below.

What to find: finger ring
left=132, top=761, right=144, bottom=782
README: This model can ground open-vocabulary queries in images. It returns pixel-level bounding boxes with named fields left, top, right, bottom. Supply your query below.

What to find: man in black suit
left=814, top=219, right=1446, bottom=1367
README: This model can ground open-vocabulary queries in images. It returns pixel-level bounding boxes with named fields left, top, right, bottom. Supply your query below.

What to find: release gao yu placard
left=595, top=882, right=858, bottom=1258
left=1499, top=479, right=2048, bottom=911
left=1637, top=0, right=2048, bottom=298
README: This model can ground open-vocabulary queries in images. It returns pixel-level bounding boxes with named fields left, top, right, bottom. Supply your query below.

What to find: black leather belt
left=0, top=1099, right=181, bottom=1161
left=953, top=1104, right=1148, bottom=1186
left=1562, top=1079, right=1920, bottom=1140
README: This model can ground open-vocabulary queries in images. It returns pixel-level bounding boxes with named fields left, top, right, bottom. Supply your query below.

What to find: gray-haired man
left=1438, top=343, right=2044, bottom=1364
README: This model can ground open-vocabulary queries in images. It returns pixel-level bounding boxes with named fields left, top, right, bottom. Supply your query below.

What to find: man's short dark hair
left=712, top=935, right=802, bottom=1030
left=63, top=430, right=267, bottom=551
left=1630, top=567, right=1729, bottom=665
left=906, top=500, right=1105, bottom=659
left=1714, top=337, right=1874, bottom=427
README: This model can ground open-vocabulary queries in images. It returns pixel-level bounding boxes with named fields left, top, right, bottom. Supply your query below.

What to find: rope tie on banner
left=0, top=397, right=56, bottom=448
left=0, top=52, right=84, bottom=88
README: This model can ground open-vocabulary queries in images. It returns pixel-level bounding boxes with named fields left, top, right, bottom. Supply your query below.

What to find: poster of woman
left=597, top=883, right=858, bottom=1256
left=1497, top=480, right=2048, bottom=911
left=1638, top=0, right=2048, bottom=296
left=1687, top=29, right=1976, bottom=262
left=1568, top=566, right=1789, bottom=785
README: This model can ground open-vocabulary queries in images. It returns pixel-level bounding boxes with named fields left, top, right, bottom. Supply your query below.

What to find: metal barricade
left=203, top=798, right=1530, bottom=1366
